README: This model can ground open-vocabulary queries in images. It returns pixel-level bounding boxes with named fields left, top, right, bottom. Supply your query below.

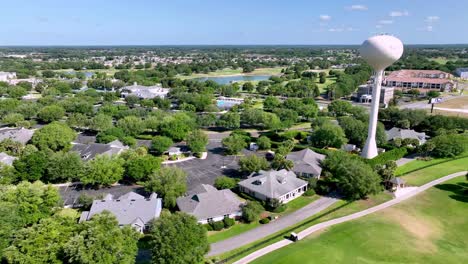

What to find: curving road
left=233, top=171, right=467, bottom=264
left=208, top=196, right=339, bottom=256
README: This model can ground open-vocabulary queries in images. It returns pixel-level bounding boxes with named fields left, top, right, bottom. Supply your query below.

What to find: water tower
left=359, top=35, right=403, bottom=159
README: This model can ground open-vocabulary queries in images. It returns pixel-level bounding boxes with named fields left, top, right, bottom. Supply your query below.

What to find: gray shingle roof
left=71, top=140, right=129, bottom=161
left=286, top=149, right=325, bottom=176
left=238, top=170, right=308, bottom=199
left=176, top=184, right=243, bottom=221
left=80, top=191, right=162, bottom=226
left=386, top=127, right=427, bottom=143
left=0, top=127, right=35, bottom=145
left=0, top=152, right=17, bottom=166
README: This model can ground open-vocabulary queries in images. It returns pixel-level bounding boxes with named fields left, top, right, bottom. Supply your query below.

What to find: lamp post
left=359, top=35, right=404, bottom=159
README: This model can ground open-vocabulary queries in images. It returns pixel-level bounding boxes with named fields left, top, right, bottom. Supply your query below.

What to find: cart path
left=233, top=171, right=467, bottom=264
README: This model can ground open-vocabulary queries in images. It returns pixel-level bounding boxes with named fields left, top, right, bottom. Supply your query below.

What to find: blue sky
left=0, top=0, right=466, bottom=45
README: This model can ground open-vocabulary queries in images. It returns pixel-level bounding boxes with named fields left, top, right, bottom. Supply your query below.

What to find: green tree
left=214, top=176, right=237, bottom=190
left=64, top=212, right=139, bottom=264
left=217, top=112, right=241, bottom=129
left=263, top=96, right=281, bottom=111
left=149, top=212, right=209, bottom=264
left=222, top=134, right=247, bottom=155
left=7, top=86, right=28, bottom=99
left=13, top=150, right=49, bottom=181
left=159, top=113, right=195, bottom=141
left=32, top=122, right=76, bottom=151
left=124, top=154, right=161, bottom=182
left=327, top=100, right=353, bottom=116
left=322, top=152, right=381, bottom=200
left=271, top=154, right=294, bottom=170
left=2, top=113, right=25, bottom=126
left=238, top=155, right=270, bottom=174
left=144, top=167, right=187, bottom=208
left=151, top=136, right=173, bottom=155
left=38, top=105, right=66, bottom=123
left=45, top=151, right=84, bottom=183
left=310, top=124, right=347, bottom=148
left=117, top=116, right=146, bottom=137
left=81, top=155, right=125, bottom=186
left=3, top=215, right=77, bottom=264
left=89, top=114, right=113, bottom=132
left=242, top=201, right=264, bottom=222
left=186, top=130, right=208, bottom=155
left=0, top=181, right=61, bottom=226
left=242, top=82, right=255, bottom=92
left=428, top=134, right=466, bottom=158
left=257, top=136, right=271, bottom=150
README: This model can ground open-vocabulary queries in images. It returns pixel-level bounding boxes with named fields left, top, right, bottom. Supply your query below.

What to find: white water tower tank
left=359, top=35, right=403, bottom=71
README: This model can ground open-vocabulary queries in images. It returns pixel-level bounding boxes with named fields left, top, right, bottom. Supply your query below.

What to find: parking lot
left=165, top=140, right=241, bottom=193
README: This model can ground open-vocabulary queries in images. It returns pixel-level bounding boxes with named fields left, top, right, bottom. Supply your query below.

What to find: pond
left=66, top=71, right=95, bottom=78
left=195, top=75, right=271, bottom=85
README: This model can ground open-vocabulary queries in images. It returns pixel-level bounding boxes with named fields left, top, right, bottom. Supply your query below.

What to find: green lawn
left=316, top=76, right=336, bottom=92
left=252, top=177, right=468, bottom=264
left=211, top=192, right=392, bottom=263
left=207, top=195, right=319, bottom=244
left=398, top=156, right=468, bottom=186
left=178, top=67, right=283, bottom=79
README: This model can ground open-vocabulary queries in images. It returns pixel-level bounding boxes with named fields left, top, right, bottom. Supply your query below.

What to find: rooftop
left=286, top=149, right=325, bottom=176
left=0, top=127, right=35, bottom=145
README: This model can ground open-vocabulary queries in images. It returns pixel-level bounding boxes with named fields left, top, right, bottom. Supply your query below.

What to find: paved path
left=395, top=153, right=420, bottom=167
left=233, top=171, right=467, bottom=264
left=207, top=196, right=339, bottom=256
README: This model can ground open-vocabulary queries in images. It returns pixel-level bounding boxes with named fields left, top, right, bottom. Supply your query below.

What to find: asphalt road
left=207, top=196, right=339, bottom=256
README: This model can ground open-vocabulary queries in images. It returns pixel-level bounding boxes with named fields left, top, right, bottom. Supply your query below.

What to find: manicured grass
left=436, top=96, right=468, bottom=109
left=179, top=67, right=283, bottom=79
left=211, top=192, right=392, bottom=263
left=252, top=177, right=468, bottom=264
left=208, top=222, right=260, bottom=244
left=399, top=156, right=468, bottom=186
left=207, top=195, right=319, bottom=244
left=316, top=76, right=336, bottom=92
left=395, top=157, right=455, bottom=176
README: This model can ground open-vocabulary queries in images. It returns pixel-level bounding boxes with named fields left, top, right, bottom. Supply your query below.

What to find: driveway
left=207, top=196, right=339, bottom=256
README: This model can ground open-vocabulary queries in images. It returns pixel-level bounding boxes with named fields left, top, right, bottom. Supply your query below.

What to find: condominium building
left=383, top=70, right=453, bottom=92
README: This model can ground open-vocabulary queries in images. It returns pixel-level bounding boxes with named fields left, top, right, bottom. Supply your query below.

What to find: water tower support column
left=362, top=70, right=383, bottom=159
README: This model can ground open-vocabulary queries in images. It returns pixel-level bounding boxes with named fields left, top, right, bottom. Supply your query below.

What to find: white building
left=455, top=68, right=468, bottom=79
left=121, top=82, right=170, bottom=99
left=0, top=72, right=16, bottom=82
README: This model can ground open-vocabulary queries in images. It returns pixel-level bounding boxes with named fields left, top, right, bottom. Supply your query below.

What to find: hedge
left=259, top=218, right=270, bottom=224
left=211, top=221, right=225, bottom=231
left=367, top=147, right=408, bottom=167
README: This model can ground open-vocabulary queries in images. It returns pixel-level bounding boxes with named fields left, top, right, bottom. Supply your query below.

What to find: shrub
left=367, top=147, right=408, bottom=167
left=272, top=204, right=287, bottom=213
left=429, top=134, right=466, bottom=158
left=214, top=176, right=237, bottom=190
left=256, top=136, right=271, bottom=150
left=211, top=221, right=224, bottom=231
left=242, top=201, right=264, bottom=223
left=259, top=218, right=270, bottom=224
left=78, top=194, right=94, bottom=210
left=203, top=224, right=213, bottom=231
left=223, top=217, right=235, bottom=228
left=304, top=189, right=316, bottom=196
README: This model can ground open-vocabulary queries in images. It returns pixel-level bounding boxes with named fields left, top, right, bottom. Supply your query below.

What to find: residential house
left=0, top=72, right=16, bottom=82
left=286, top=149, right=325, bottom=179
left=0, top=152, right=17, bottom=166
left=238, top=169, right=308, bottom=204
left=386, top=127, right=427, bottom=145
left=71, top=140, right=129, bottom=161
left=176, top=184, right=244, bottom=224
left=79, top=192, right=162, bottom=233
left=455, top=68, right=468, bottom=79
left=0, top=127, right=35, bottom=145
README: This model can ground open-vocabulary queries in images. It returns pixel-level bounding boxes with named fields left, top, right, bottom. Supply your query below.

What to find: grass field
left=178, top=67, right=284, bottom=79
left=252, top=176, right=468, bottom=264
left=437, top=96, right=468, bottom=109
left=316, top=76, right=336, bottom=92
left=398, top=156, right=468, bottom=186
left=213, top=192, right=392, bottom=263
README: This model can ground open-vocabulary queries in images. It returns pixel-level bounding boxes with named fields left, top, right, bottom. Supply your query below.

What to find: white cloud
left=425, top=16, right=440, bottom=23
left=389, top=10, right=409, bottom=17
left=346, top=27, right=358, bottom=32
left=319, top=15, right=332, bottom=21
left=375, top=25, right=383, bottom=29
left=348, top=5, right=368, bottom=11
left=425, top=25, right=434, bottom=32
left=328, top=28, right=344, bottom=32
left=379, top=20, right=394, bottom=25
